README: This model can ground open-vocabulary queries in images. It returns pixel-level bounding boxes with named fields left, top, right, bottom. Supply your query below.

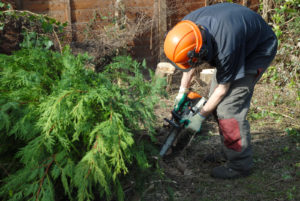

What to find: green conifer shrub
left=0, top=32, right=165, bottom=201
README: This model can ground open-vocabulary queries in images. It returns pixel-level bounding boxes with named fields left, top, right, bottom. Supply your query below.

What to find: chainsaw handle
left=171, top=110, right=182, bottom=120
left=163, top=109, right=186, bottom=128
left=163, top=118, right=180, bottom=128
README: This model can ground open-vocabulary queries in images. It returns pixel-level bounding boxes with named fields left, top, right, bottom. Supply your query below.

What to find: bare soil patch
left=128, top=71, right=300, bottom=201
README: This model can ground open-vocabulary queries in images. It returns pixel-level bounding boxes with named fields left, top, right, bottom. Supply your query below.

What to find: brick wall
left=18, top=0, right=260, bottom=68
left=22, top=0, right=70, bottom=22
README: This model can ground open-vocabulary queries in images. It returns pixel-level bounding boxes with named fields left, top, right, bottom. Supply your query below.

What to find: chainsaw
left=159, top=91, right=206, bottom=156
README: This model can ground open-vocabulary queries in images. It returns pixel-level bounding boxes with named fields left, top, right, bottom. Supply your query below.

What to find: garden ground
left=127, top=71, right=300, bottom=201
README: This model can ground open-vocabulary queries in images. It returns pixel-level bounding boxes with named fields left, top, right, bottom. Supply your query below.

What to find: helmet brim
left=169, top=60, right=192, bottom=72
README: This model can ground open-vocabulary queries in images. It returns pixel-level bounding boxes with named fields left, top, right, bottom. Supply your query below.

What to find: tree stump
left=155, top=62, right=176, bottom=92
left=200, top=68, right=215, bottom=86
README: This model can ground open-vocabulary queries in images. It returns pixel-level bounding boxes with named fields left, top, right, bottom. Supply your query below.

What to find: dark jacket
left=183, top=3, right=277, bottom=84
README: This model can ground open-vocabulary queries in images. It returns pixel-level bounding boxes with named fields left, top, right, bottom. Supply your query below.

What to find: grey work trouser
left=209, top=70, right=264, bottom=171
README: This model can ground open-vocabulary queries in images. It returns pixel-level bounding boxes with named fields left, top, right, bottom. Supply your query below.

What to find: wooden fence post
left=65, top=0, right=73, bottom=41
left=158, top=0, right=167, bottom=60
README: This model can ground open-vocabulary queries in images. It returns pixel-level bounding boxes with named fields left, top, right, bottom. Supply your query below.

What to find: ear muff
left=187, top=46, right=208, bottom=67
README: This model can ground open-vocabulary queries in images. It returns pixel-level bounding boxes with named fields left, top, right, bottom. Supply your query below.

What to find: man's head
left=164, top=20, right=207, bottom=71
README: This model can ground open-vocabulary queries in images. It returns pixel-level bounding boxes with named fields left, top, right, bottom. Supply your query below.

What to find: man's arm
left=199, top=83, right=231, bottom=117
left=179, top=68, right=230, bottom=117
left=180, top=68, right=196, bottom=89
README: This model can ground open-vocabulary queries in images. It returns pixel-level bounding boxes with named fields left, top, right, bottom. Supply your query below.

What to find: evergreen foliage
left=0, top=32, right=165, bottom=201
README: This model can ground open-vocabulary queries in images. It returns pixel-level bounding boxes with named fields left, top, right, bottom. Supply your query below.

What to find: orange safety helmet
left=164, top=20, right=204, bottom=71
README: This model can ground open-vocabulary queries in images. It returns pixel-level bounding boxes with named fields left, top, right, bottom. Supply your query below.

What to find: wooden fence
left=12, top=0, right=260, bottom=68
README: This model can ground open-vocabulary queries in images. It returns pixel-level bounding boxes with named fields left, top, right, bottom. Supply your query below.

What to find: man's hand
left=174, top=87, right=189, bottom=111
left=184, top=112, right=206, bottom=133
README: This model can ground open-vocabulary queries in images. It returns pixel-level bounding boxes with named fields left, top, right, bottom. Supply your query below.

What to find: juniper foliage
left=0, top=32, right=165, bottom=201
